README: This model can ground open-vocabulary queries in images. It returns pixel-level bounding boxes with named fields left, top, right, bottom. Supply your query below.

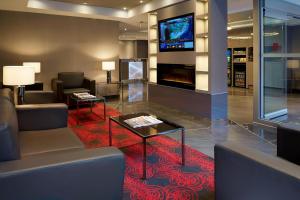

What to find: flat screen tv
left=159, top=13, right=194, bottom=52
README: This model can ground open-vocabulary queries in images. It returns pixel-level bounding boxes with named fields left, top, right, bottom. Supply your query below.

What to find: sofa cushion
left=0, top=98, right=20, bottom=161
left=63, top=88, right=90, bottom=95
left=58, top=72, right=84, bottom=89
left=0, top=88, right=14, bottom=104
left=20, top=128, right=84, bottom=157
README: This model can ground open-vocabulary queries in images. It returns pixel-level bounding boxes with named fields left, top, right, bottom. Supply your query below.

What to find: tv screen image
left=159, top=13, right=194, bottom=52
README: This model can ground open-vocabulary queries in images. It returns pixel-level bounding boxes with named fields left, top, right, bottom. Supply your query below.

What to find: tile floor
left=105, top=84, right=276, bottom=158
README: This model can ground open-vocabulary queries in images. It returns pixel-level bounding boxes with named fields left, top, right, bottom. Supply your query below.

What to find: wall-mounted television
left=158, top=13, right=194, bottom=52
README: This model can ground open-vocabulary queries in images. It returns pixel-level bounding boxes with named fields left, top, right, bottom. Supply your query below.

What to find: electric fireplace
left=157, top=64, right=195, bottom=90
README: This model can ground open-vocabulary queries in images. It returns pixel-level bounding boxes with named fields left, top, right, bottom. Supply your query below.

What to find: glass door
left=262, top=12, right=287, bottom=119
left=261, top=0, right=300, bottom=120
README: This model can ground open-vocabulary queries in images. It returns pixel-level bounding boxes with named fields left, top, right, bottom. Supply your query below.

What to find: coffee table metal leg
left=104, top=100, right=106, bottom=119
left=90, top=101, right=93, bottom=113
left=109, top=118, right=112, bottom=146
left=121, top=82, right=123, bottom=102
left=143, top=138, right=147, bottom=179
left=182, top=128, right=185, bottom=165
left=76, top=101, right=79, bottom=125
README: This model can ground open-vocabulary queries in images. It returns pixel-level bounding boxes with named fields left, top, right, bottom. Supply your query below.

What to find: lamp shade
left=23, top=62, right=41, bottom=73
left=3, top=66, right=35, bottom=86
left=102, top=61, right=115, bottom=71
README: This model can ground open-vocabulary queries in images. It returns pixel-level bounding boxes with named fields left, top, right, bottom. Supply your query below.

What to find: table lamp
left=102, top=61, right=115, bottom=83
left=23, top=62, right=41, bottom=73
left=3, top=66, right=35, bottom=104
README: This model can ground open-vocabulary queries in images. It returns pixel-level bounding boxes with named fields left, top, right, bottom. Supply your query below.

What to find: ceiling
left=50, top=0, right=153, bottom=10
left=0, top=0, right=254, bottom=40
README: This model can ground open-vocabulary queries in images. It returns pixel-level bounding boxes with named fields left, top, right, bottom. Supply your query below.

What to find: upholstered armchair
left=52, top=72, right=96, bottom=103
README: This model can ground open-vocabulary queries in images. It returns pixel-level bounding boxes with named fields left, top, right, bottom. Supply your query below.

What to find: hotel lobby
left=0, top=0, right=299, bottom=200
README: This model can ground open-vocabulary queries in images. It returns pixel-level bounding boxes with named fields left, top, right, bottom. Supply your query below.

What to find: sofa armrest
left=215, top=142, right=300, bottom=200
left=83, top=78, right=96, bottom=95
left=24, top=91, right=57, bottom=104
left=0, top=147, right=125, bottom=200
left=277, top=123, right=300, bottom=165
left=16, top=103, right=68, bottom=131
left=51, top=79, right=64, bottom=102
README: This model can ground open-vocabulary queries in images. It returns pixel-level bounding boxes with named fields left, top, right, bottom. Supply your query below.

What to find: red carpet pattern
left=68, top=104, right=214, bottom=200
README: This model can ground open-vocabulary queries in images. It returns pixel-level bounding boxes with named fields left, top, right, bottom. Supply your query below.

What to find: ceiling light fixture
left=124, top=28, right=127, bottom=31
left=83, top=2, right=87, bottom=5
left=140, top=0, right=144, bottom=3
left=123, top=7, right=127, bottom=10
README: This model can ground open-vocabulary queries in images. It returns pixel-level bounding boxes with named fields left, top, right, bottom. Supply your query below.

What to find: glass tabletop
left=70, top=95, right=105, bottom=102
left=110, top=113, right=184, bottom=138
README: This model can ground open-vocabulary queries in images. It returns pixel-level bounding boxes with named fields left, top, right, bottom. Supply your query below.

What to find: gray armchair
left=0, top=88, right=125, bottom=200
left=52, top=72, right=96, bottom=103
left=215, top=142, right=300, bottom=200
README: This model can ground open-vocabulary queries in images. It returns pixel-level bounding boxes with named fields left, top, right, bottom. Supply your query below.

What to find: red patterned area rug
left=68, top=104, right=215, bottom=200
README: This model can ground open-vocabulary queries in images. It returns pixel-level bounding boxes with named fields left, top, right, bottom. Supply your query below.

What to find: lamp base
left=18, top=86, right=25, bottom=105
left=107, top=71, right=112, bottom=84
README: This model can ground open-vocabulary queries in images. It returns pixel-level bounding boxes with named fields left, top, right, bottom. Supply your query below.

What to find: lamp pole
left=18, top=85, right=25, bottom=105
left=107, top=70, right=112, bottom=84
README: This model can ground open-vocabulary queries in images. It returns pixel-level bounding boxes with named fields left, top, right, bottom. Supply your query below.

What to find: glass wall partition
left=261, top=0, right=300, bottom=121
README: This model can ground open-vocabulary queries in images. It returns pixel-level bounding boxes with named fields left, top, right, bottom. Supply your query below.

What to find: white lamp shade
left=102, top=61, right=115, bottom=71
left=3, top=66, right=35, bottom=86
left=23, top=62, right=41, bottom=73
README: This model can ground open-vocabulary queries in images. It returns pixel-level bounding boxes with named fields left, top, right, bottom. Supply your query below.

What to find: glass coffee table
left=70, top=95, right=106, bottom=124
left=109, top=113, right=185, bottom=179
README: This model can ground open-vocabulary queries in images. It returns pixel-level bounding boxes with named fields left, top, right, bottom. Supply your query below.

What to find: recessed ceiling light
left=140, top=0, right=144, bottom=3
left=123, top=7, right=127, bottom=10
left=83, top=2, right=88, bottom=5
left=124, top=28, right=127, bottom=31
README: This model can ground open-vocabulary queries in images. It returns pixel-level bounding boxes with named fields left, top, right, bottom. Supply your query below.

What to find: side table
left=96, top=82, right=120, bottom=97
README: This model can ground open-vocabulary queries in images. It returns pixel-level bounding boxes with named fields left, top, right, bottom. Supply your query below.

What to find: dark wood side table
left=109, top=113, right=185, bottom=179
left=25, top=82, right=43, bottom=91
left=96, top=82, right=120, bottom=97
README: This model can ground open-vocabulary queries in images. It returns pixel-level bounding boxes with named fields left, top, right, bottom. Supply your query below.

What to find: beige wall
left=119, top=40, right=136, bottom=59
left=119, top=40, right=148, bottom=59
left=0, top=11, right=120, bottom=90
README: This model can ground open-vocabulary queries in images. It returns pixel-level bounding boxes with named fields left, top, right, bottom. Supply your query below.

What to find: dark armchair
left=52, top=72, right=96, bottom=103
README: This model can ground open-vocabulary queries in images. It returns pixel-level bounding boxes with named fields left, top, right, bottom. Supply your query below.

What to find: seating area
left=0, top=0, right=300, bottom=199
left=52, top=72, right=96, bottom=104
left=0, top=88, right=124, bottom=200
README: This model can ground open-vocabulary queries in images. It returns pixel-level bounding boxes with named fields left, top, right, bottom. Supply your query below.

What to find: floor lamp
left=3, top=66, right=35, bottom=104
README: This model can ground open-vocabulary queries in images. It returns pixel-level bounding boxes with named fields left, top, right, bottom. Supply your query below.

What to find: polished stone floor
left=228, top=87, right=253, bottom=125
left=228, top=86, right=300, bottom=125
left=227, top=86, right=300, bottom=146
left=105, top=84, right=276, bottom=158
